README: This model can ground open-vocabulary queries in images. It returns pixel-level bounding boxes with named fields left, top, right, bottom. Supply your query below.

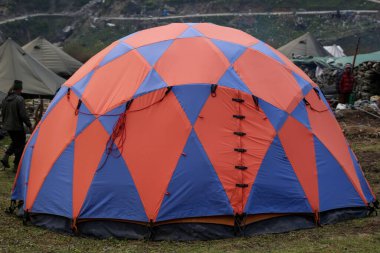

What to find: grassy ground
left=0, top=111, right=379, bottom=253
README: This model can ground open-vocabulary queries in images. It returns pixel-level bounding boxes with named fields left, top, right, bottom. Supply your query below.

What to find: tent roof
left=331, top=50, right=380, bottom=67
left=324, top=45, right=346, bottom=57
left=278, top=32, right=332, bottom=58
left=0, top=38, right=65, bottom=98
left=290, top=50, right=380, bottom=70
left=23, top=37, right=82, bottom=77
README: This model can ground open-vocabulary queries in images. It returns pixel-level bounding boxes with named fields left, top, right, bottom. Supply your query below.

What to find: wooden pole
left=349, top=37, right=360, bottom=104
left=352, top=37, right=361, bottom=71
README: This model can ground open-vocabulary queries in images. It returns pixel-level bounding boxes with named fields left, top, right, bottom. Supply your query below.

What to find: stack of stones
left=353, top=61, right=380, bottom=100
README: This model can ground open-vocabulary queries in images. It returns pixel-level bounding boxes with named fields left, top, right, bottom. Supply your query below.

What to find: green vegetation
left=0, top=16, right=73, bottom=46
left=59, top=12, right=380, bottom=61
left=63, top=22, right=137, bottom=62
left=127, top=0, right=380, bottom=14
left=3, top=0, right=91, bottom=14
left=0, top=0, right=379, bottom=60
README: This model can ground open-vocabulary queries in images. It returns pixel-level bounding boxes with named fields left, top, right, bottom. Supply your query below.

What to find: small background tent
left=23, top=37, right=82, bottom=78
left=11, top=23, right=376, bottom=241
left=278, top=32, right=332, bottom=58
left=0, top=38, right=65, bottom=100
left=324, top=44, right=346, bottom=57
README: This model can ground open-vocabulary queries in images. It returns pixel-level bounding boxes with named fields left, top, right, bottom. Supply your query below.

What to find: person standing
left=1, top=80, right=32, bottom=172
left=338, top=63, right=355, bottom=104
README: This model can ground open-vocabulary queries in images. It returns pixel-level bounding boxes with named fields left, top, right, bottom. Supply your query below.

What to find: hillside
left=0, top=0, right=379, bottom=61
left=96, top=0, right=380, bottom=16
left=0, top=0, right=378, bottom=17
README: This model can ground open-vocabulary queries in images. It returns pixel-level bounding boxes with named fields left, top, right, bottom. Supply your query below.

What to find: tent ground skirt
left=27, top=207, right=370, bottom=240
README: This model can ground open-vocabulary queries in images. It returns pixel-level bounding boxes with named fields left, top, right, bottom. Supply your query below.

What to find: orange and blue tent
left=11, top=23, right=377, bottom=240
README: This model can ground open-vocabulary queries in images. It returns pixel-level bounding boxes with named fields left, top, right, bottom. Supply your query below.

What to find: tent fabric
left=11, top=23, right=376, bottom=240
left=22, top=37, right=83, bottom=77
left=291, top=50, right=380, bottom=69
left=278, top=32, right=332, bottom=58
left=0, top=38, right=65, bottom=98
left=330, top=50, right=380, bottom=67
left=324, top=45, right=346, bottom=57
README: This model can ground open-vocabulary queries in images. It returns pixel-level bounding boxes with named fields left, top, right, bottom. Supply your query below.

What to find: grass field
left=0, top=111, right=379, bottom=253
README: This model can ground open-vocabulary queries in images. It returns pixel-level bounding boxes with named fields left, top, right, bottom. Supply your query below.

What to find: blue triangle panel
left=292, top=72, right=313, bottom=96
left=178, top=27, right=204, bottom=38
left=32, top=142, right=74, bottom=218
left=75, top=102, right=97, bottom=136
left=98, top=104, right=125, bottom=135
left=259, top=99, right=289, bottom=132
left=251, top=41, right=285, bottom=65
left=172, top=85, right=210, bottom=125
left=314, top=137, right=364, bottom=211
left=157, top=130, right=233, bottom=221
left=134, top=69, right=167, bottom=97
left=218, top=67, right=252, bottom=94
left=290, top=100, right=311, bottom=130
left=79, top=149, right=148, bottom=222
left=315, top=87, right=334, bottom=113
left=137, top=40, right=174, bottom=66
left=99, top=42, right=133, bottom=66
left=186, top=23, right=197, bottom=27
left=11, top=129, right=40, bottom=201
left=42, top=86, right=69, bottom=121
left=349, top=149, right=375, bottom=203
left=245, top=136, right=312, bottom=214
left=71, top=71, right=95, bottom=98
left=212, top=39, right=246, bottom=64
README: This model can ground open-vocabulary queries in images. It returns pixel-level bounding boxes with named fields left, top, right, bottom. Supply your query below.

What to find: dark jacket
left=1, top=93, right=32, bottom=131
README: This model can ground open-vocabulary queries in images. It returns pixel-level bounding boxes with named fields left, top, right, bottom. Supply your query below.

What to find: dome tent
left=12, top=23, right=376, bottom=240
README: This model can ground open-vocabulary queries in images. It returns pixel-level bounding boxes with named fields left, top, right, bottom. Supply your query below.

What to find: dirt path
left=95, top=10, right=379, bottom=22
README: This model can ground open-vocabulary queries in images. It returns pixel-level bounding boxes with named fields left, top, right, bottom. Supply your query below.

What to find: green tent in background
left=23, top=37, right=83, bottom=78
left=278, top=32, right=332, bottom=58
left=0, top=38, right=65, bottom=100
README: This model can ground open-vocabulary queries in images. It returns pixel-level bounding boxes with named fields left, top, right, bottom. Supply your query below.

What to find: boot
left=1, top=154, right=10, bottom=168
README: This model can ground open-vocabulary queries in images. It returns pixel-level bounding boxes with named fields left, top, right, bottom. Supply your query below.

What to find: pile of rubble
left=353, top=61, right=380, bottom=100
left=315, top=67, right=342, bottom=95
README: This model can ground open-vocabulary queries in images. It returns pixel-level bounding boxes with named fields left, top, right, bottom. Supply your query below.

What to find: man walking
left=1, top=80, right=32, bottom=172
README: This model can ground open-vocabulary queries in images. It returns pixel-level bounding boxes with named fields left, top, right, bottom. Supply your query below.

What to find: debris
left=336, top=103, right=349, bottom=110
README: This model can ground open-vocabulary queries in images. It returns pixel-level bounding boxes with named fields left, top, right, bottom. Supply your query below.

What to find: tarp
left=278, top=32, right=332, bottom=58
left=23, top=37, right=82, bottom=77
left=292, top=57, right=332, bottom=68
left=331, top=50, right=380, bottom=67
left=0, top=38, right=65, bottom=99
left=324, top=45, right=346, bottom=57
left=290, top=50, right=380, bottom=69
